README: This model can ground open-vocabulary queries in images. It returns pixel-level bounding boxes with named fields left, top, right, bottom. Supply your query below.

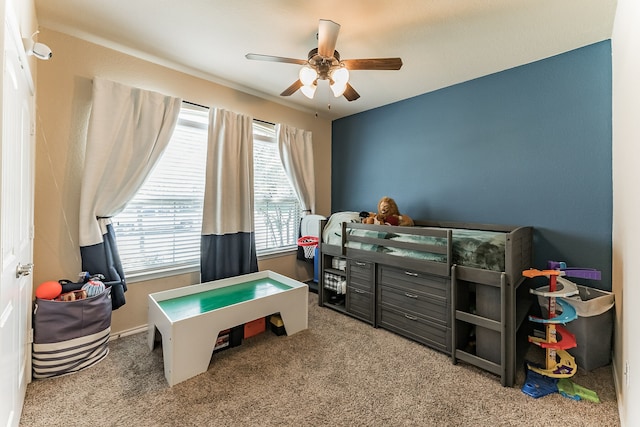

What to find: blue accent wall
left=331, top=41, right=612, bottom=289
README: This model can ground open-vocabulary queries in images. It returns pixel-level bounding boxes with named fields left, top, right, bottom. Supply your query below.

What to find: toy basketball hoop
left=297, top=236, right=319, bottom=259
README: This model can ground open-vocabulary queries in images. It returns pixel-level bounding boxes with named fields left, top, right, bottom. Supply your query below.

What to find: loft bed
left=320, top=212, right=533, bottom=386
left=321, top=212, right=532, bottom=284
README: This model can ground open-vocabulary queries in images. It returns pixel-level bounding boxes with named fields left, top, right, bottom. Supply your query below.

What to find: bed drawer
left=349, top=259, right=374, bottom=277
left=378, top=284, right=448, bottom=325
left=347, top=288, right=374, bottom=323
left=378, top=265, right=449, bottom=300
left=348, top=260, right=374, bottom=291
left=377, top=303, right=450, bottom=354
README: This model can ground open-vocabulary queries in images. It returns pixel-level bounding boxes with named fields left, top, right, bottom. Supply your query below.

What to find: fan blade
left=342, top=58, right=403, bottom=70
left=280, top=80, right=303, bottom=96
left=246, top=53, right=307, bottom=65
left=343, top=83, right=360, bottom=102
left=318, top=19, right=340, bottom=58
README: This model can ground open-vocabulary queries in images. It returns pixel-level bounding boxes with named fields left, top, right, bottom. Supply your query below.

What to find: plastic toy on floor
left=524, top=268, right=579, bottom=378
left=557, top=378, right=601, bottom=403
left=522, top=369, right=558, bottom=399
left=521, top=261, right=602, bottom=401
left=522, top=370, right=600, bottom=402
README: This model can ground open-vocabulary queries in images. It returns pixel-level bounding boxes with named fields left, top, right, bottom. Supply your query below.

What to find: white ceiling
left=34, top=0, right=617, bottom=120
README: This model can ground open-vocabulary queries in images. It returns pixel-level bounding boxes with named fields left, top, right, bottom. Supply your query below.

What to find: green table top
left=157, top=278, right=294, bottom=322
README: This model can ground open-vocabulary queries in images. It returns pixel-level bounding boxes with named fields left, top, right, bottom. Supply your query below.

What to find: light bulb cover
left=330, top=82, right=347, bottom=97
left=331, top=67, right=349, bottom=85
left=300, top=83, right=317, bottom=99
left=299, top=66, right=318, bottom=86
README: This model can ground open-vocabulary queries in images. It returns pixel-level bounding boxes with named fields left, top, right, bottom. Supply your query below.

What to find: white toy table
left=148, top=270, right=308, bottom=386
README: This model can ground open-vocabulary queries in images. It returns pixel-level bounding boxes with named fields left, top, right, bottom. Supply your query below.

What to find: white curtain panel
left=202, top=108, right=255, bottom=235
left=79, top=78, right=182, bottom=246
left=276, top=123, right=315, bottom=214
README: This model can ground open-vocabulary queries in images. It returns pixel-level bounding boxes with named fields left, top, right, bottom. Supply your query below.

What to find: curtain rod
left=182, top=100, right=275, bottom=126
left=183, top=100, right=208, bottom=109
left=254, top=118, right=276, bottom=126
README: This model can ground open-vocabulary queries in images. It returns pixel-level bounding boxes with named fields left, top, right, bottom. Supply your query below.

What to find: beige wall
left=33, top=28, right=332, bottom=334
left=612, top=0, right=640, bottom=424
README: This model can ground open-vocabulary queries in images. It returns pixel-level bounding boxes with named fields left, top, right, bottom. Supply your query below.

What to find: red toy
left=35, top=281, right=62, bottom=300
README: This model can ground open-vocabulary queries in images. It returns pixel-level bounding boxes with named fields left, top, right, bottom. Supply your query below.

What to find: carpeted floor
left=20, top=292, right=620, bottom=426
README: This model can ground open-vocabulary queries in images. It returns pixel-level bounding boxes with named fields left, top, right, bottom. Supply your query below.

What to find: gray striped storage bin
left=32, top=288, right=112, bottom=379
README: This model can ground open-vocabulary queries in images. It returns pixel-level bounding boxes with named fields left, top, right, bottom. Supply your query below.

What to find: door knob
left=16, top=262, right=33, bottom=278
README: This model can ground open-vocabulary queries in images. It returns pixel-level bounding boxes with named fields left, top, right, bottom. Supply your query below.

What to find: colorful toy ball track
left=524, top=268, right=579, bottom=380
left=522, top=263, right=603, bottom=399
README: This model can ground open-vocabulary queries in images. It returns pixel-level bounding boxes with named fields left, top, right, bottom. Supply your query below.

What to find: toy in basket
left=297, top=236, right=318, bottom=259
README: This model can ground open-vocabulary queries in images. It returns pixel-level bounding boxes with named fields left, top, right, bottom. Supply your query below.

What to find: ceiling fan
left=246, top=19, right=403, bottom=102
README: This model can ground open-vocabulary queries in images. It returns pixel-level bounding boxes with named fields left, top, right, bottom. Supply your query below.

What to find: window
left=113, top=104, right=209, bottom=278
left=253, top=122, right=301, bottom=255
left=113, top=106, right=300, bottom=278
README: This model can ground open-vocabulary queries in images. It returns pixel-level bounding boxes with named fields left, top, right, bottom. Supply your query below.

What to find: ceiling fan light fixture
left=246, top=19, right=400, bottom=102
left=299, top=65, right=318, bottom=86
left=331, top=67, right=349, bottom=85
left=329, top=67, right=349, bottom=97
left=330, top=83, right=347, bottom=98
left=300, top=83, right=317, bottom=99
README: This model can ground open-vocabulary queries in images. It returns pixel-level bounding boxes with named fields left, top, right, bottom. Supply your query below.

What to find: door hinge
left=28, top=328, right=34, bottom=344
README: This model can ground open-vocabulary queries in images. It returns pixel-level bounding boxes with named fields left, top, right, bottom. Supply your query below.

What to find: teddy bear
left=360, top=196, right=414, bottom=226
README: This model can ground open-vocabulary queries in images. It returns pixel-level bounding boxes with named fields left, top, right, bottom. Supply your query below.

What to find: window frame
left=252, top=121, right=302, bottom=257
left=113, top=103, right=209, bottom=282
left=114, top=106, right=301, bottom=283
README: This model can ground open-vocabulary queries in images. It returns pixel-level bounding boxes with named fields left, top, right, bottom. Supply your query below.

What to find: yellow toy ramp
left=527, top=349, right=577, bottom=379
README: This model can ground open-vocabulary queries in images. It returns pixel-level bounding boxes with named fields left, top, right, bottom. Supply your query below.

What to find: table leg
left=279, top=289, right=308, bottom=336
left=165, top=321, right=222, bottom=386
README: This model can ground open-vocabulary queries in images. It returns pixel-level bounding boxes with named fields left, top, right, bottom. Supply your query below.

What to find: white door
left=0, top=9, right=35, bottom=427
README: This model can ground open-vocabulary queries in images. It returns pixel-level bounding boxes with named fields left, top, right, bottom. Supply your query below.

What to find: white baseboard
left=109, top=325, right=148, bottom=341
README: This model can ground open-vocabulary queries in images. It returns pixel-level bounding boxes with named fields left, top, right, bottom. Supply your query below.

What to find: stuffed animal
left=362, top=197, right=414, bottom=226
left=56, top=289, right=87, bottom=301
left=359, top=211, right=375, bottom=224
left=82, top=279, right=106, bottom=297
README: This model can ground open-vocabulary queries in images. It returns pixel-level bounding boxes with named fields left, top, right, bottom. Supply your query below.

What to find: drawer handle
left=404, top=292, right=418, bottom=299
left=353, top=288, right=366, bottom=294
left=355, top=261, right=366, bottom=266
left=404, top=271, right=418, bottom=277
left=404, top=314, right=418, bottom=321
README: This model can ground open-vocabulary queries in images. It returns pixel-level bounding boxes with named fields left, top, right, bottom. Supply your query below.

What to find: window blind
left=113, top=104, right=208, bottom=276
left=113, top=107, right=301, bottom=278
left=253, top=122, right=301, bottom=254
